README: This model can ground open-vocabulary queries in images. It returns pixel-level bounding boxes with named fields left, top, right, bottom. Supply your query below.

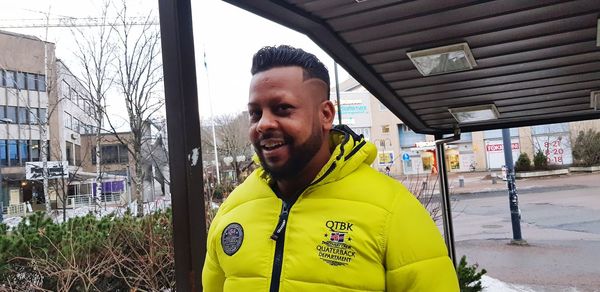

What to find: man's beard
left=254, top=127, right=323, bottom=180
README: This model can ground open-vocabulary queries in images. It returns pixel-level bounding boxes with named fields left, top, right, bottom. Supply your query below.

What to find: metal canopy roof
left=224, top=0, right=600, bottom=135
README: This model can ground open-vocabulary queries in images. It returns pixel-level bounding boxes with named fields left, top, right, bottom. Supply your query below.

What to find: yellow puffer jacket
left=203, top=128, right=459, bottom=291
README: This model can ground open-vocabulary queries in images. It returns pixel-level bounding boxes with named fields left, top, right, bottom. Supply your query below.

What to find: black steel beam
left=158, top=0, right=205, bottom=291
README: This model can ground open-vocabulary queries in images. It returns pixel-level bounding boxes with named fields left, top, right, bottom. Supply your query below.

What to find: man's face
left=248, top=66, right=332, bottom=180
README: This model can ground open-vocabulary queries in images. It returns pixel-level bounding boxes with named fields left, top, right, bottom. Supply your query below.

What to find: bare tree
left=106, top=1, right=163, bottom=216
left=201, top=113, right=252, bottom=184
left=70, top=1, right=116, bottom=211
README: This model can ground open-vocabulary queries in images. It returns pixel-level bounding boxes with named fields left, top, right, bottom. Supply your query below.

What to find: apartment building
left=0, top=30, right=96, bottom=213
left=335, top=77, right=600, bottom=176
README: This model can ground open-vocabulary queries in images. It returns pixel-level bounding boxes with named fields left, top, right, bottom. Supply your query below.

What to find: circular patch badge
left=221, top=223, right=244, bottom=256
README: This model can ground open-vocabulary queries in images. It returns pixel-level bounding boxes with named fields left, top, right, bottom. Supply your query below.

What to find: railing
left=68, top=195, right=92, bottom=208
left=2, top=203, right=27, bottom=218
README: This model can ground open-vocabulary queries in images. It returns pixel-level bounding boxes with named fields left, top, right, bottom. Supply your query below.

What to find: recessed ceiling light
left=407, top=42, right=477, bottom=76
left=449, top=104, right=499, bottom=124
left=591, top=91, right=600, bottom=110
left=597, top=18, right=599, bottom=47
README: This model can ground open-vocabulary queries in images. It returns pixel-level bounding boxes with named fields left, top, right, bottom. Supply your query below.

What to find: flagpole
left=203, top=49, right=221, bottom=185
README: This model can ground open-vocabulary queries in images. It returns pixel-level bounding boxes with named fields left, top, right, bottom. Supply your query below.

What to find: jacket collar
left=253, top=125, right=377, bottom=189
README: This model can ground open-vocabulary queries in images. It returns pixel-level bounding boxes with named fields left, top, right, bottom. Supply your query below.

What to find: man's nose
left=256, top=111, right=277, bottom=133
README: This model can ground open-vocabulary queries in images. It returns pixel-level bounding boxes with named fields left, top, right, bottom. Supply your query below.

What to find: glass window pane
left=29, top=109, right=38, bottom=125
left=39, top=108, right=47, bottom=124
left=0, top=105, right=5, bottom=120
left=16, top=72, right=26, bottom=90
left=0, top=140, right=7, bottom=166
left=119, top=145, right=129, bottom=163
left=27, top=73, right=36, bottom=90
left=6, top=106, right=17, bottom=123
left=0, top=70, right=4, bottom=87
left=102, top=145, right=118, bottom=164
left=92, top=147, right=97, bottom=164
left=73, top=118, right=80, bottom=133
left=18, top=107, right=28, bottom=124
left=75, top=144, right=81, bottom=166
left=64, top=112, right=72, bottom=129
left=8, top=140, right=18, bottom=166
left=5, top=71, right=15, bottom=88
left=31, top=140, right=40, bottom=162
left=19, top=140, right=29, bottom=163
left=37, top=75, right=46, bottom=92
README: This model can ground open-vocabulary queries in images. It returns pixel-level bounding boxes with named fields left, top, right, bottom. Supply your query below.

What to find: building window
left=381, top=125, right=390, bottom=133
left=39, top=108, right=47, bottom=124
left=37, top=75, right=46, bottom=92
left=5, top=71, right=15, bottom=88
left=93, top=144, right=129, bottom=164
left=73, top=118, right=80, bottom=133
left=64, top=112, right=72, bottom=129
left=70, top=88, right=77, bottom=101
left=27, top=73, right=37, bottom=90
left=16, top=72, right=26, bottom=90
left=30, top=140, right=40, bottom=162
left=75, top=144, right=81, bottom=166
left=18, top=107, right=28, bottom=124
left=19, top=140, right=29, bottom=163
left=0, top=70, right=4, bottom=87
left=66, top=142, right=74, bottom=165
left=118, top=145, right=129, bottom=163
left=0, top=140, right=7, bottom=166
left=6, top=106, right=17, bottom=123
left=399, top=123, right=426, bottom=148
left=0, top=105, right=5, bottom=120
left=8, top=140, right=18, bottom=166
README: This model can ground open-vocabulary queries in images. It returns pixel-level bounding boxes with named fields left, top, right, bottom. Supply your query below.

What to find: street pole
left=334, top=62, right=342, bottom=125
left=501, top=128, right=526, bottom=244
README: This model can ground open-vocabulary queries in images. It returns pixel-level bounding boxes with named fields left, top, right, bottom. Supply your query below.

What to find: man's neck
left=275, top=141, right=332, bottom=202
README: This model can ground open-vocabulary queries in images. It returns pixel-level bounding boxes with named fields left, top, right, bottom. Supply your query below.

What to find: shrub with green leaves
left=572, top=129, right=600, bottom=167
left=533, top=150, right=549, bottom=170
left=457, top=255, right=487, bottom=292
left=515, top=153, right=532, bottom=172
left=0, top=209, right=174, bottom=291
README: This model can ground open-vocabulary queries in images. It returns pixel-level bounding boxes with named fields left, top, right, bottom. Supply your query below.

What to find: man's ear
left=320, top=100, right=335, bottom=130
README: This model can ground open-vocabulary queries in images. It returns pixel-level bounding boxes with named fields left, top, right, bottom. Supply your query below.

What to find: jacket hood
left=252, top=124, right=377, bottom=188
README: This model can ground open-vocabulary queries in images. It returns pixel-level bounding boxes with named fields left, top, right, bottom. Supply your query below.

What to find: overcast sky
left=0, top=0, right=349, bottom=126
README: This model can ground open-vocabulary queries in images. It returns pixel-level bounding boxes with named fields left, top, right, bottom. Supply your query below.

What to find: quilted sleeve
left=384, top=190, right=459, bottom=291
left=202, top=211, right=225, bottom=292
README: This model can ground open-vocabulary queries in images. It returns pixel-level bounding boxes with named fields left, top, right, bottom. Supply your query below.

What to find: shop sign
left=485, top=143, right=520, bottom=152
left=25, top=161, right=69, bottom=180
left=378, top=151, right=394, bottom=165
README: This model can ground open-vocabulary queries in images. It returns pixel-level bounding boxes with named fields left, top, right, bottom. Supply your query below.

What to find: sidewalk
left=444, top=171, right=600, bottom=195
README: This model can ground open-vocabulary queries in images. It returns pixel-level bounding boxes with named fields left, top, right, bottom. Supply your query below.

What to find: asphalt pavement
left=441, top=171, right=600, bottom=291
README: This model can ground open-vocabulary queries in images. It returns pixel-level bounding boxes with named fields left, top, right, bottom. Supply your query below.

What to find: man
left=202, top=45, right=459, bottom=291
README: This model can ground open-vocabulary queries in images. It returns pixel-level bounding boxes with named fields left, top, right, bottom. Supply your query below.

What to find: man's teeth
left=263, top=141, right=284, bottom=149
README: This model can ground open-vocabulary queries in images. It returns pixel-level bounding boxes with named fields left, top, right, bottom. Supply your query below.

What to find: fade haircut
left=251, top=45, right=330, bottom=99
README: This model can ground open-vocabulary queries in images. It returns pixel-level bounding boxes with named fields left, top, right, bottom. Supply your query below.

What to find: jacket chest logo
left=221, top=223, right=244, bottom=256
left=316, top=220, right=356, bottom=266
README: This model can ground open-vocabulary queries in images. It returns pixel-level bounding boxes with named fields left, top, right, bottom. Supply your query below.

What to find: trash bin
left=458, top=176, right=465, bottom=187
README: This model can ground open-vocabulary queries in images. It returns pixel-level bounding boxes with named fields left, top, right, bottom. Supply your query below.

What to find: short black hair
left=251, top=45, right=330, bottom=99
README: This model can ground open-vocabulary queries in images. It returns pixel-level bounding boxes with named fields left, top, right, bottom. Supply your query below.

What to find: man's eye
left=275, top=104, right=293, bottom=114
left=248, top=110, right=261, bottom=121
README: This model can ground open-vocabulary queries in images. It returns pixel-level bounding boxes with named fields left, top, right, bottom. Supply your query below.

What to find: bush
left=515, top=153, right=532, bottom=172
left=457, top=255, right=487, bottom=292
left=0, top=210, right=174, bottom=291
left=533, top=150, right=549, bottom=170
left=572, top=129, right=600, bottom=167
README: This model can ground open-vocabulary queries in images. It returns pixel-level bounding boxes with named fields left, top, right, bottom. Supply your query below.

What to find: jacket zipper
left=269, top=200, right=291, bottom=292
left=268, top=162, right=338, bottom=292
